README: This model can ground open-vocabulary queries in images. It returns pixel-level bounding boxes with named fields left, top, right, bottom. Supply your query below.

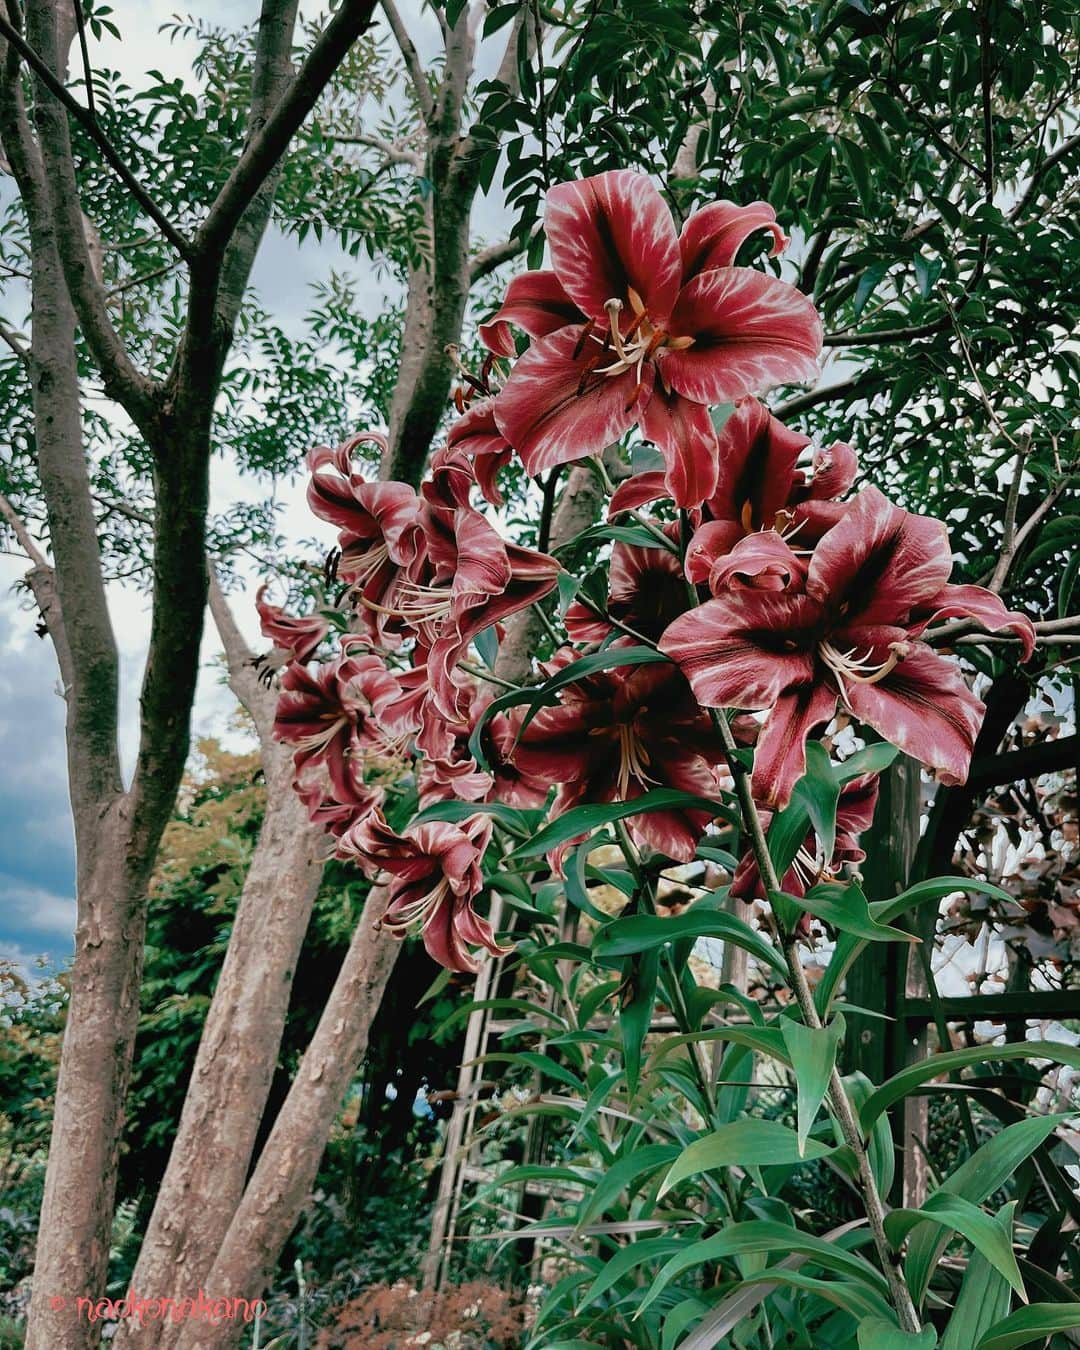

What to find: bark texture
left=174, top=887, right=400, bottom=1350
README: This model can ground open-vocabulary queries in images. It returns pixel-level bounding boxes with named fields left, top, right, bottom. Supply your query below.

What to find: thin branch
left=986, top=440, right=1029, bottom=593
left=18, top=0, right=158, bottom=425
left=378, top=0, right=435, bottom=124
left=0, top=11, right=189, bottom=257
left=194, top=0, right=379, bottom=267
left=0, top=315, right=30, bottom=365
left=0, top=489, right=47, bottom=565
left=822, top=312, right=950, bottom=347
left=1009, top=132, right=1080, bottom=221
left=469, top=235, right=527, bottom=282
left=71, top=0, right=93, bottom=118
left=773, top=370, right=883, bottom=418
left=105, top=260, right=182, bottom=298
left=336, top=128, right=423, bottom=169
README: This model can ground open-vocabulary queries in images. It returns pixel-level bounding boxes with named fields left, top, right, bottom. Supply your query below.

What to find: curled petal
left=707, top=530, right=806, bottom=594
left=446, top=401, right=513, bottom=506
left=608, top=470, right=668, bottom=519
left=662, top=269, right=822, bottom=404
left=256, top=586, right=330, bottom=665
left=638, top=384, right=720, bottom=508
left=478, top=269, right=586, bottom=356
left=707, top=397, right=810, bottom=530
left=807, top=486, right=951, bottom=625
left=679, top=199, right=788, bottom=280
left=807, top=440, right=858, bottom=500
left=684, top=519, right=744, bottom=584
left=493, top=325, right=650, bottom=477
left=545, top=169, right=682, bottom=321
left=910, top=583, right=1036, bottom=661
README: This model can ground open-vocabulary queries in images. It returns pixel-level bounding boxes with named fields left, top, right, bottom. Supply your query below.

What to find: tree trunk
left=173, top=888, right=400, bottom=1350
left=119, top=739, right=324, bottom=1346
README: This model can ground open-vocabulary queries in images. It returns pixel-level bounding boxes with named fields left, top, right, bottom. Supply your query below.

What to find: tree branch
left=19, top=0, right=158, bottom=429
left=0, top=488, right=46, bottom=565
left=773, top=370, right=883, bottom=418
left=337, top=128, right=423, bottom=168
left=822, top=312, right=951, bottom=346
left=469, top=235, right=527, bottom=282
left=0, top=314, right=30, bottom=365
left=0, top=10, right=190, bottom=257
left=194, top=0, right=379, bottom=267
left=206, top=562, right=276, bottom=744
left=1009, top=132, right=1080, bottom=221
left=378, top=0, right=435, bottom=124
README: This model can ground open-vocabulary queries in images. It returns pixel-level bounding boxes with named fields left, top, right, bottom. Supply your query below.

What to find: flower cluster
left=264, top=168, right=1035, bottom=972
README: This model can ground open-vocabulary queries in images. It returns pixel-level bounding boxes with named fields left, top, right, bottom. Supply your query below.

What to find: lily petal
left=662, top=268, right=822, bottom=404
left=478, top=269, right=585, bottom=356
left=493, top=325, right=650, bottom=476
left=639, top=384, right=720, bottom=507
left=545, top=169, right=683, bottom=322
left=679, top=199, right=788, bottom=280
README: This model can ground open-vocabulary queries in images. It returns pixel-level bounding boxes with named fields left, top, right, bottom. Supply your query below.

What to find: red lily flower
left=337, top=810, right=505, bottom=973
left=273, top=651, right=402, bottom=802
left=306, top=437, right=422, bottom=646
left=564, top=527, right=690, bottom=643
left=256, top=585, right=331, bottom=665
left=660, top=486, right=1035, bottom=808
left=406, top=502, right=561, bottom=720
left=731, top=772, right=880, bottom=901
left=445, top=400, right=514, bottom=506
left=488, top=171, right=821, bottom=509
left=514, top=656, right=726, bottom=864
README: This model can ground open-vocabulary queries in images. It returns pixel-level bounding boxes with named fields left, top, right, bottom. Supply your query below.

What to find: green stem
left=707, top=708, right=923, bottom=1335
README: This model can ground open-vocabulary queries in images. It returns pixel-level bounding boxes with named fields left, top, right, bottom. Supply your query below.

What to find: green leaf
left=412, top=798, right=540, bottom=835
left=886, top=1194, right=1026, bottom=1299
left=793, top=881, right=916, bottom=942
left=976, top=1304, right=1080, bottom=1350
left=574, top=1143, right=680, bottom=1232
left=583, top=1235, right=686, bottom=1306
left=858, top=1319, right=938, bottom=1349
left=637, top=1219, right=892, bottom=1318
left=658, top=1120, right=835, bottom=1197
left=781, top=1015, right=844, bottom=1155
left=860, top=1047, right=1080, bottom=1132
left=619, top=948, right=659, bottom=1096
left=592, top=907, right=786, bottom=977
left=510, top=788, right=734, bottom=860
left=798, top=740, right=840, bottom=861
left=939, top=1204, right=1016, bottom=1350
left=905, top=1115, right=1069, bottom=1306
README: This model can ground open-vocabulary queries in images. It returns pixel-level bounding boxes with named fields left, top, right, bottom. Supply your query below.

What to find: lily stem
left=706, top=707, right=923, bottom=1335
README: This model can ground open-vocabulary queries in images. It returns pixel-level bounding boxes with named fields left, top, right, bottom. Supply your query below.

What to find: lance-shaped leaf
left=860, top=1047, right=1080, bottom=1132
left=781, top=880, right=915, bottom=942
left=592, top=907, right=786, bottom=977
left=858, top=1320, right=938, bottom=1348
left=781, top=1014, right=845, bottom=1156
left=939, top=1203, right=1017, bottom=1350
left=976, top=1305, right=1080, bottom=1350
left=635, top=1218, right=892, bottom=1318
left=658, top=1119, right=835, bottom=1197
left=510, top=788, right=736, bottom=859
left=885, top=1193, right=1026, bottom=1300
left=619, top=948, right=659, bottom=1094
left=573, top=1142, right=680, bottom=1232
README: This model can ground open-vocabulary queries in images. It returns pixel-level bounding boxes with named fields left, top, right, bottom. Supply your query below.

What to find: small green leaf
left=976, top=1304, right=1080, bottom=1350
left=886, top=1194, right=1026, bottom=1299
left=781, top=1015, right=844, bottom=1156
left=939, top=1204, right=1016, bottom=1350
left=858, top=1319, right=938, bottom=1349
left=658, top=1120, right=835, bottom=1197
left=795, top=881, right=916, bottom=942
left=510, top=788, right=734, bottom=860
left=592, top=907, right=786, bottom=977
left=574, top=1143, right=680, bottom=1232
left=860, top=1047, right=1080, bottom=1132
